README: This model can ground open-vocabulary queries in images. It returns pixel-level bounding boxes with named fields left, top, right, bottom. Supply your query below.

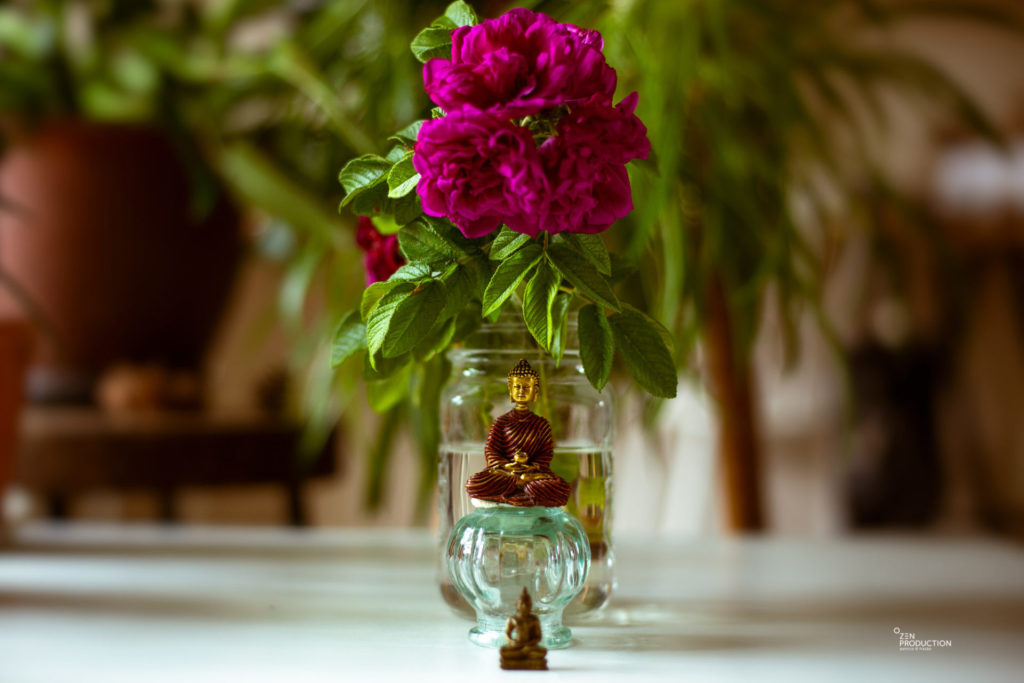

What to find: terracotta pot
left=0, top=320, right=31, bottom=501
left=0, top=120, right=242, bottom=401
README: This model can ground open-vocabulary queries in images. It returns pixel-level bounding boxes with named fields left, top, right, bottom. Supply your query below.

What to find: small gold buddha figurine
left=500, top=588, right=548, bottom=671
left=465, top=359, right=571, bottom=507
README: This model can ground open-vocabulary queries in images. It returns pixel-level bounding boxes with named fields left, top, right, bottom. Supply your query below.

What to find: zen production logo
left=892, top=627, right=952, bottom=652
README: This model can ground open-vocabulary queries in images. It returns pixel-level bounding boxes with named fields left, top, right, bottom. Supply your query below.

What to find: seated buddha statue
left=465, top=359, right=571, bottom=508
left=499, top=588, right=547, bottom=670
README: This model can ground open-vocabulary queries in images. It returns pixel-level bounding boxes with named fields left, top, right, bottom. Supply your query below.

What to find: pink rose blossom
left=413, top=110, right=549, bottom=238
left=539, top=93, right=651, bottom=234
left=424, top=8, right=616, bottom=117
left=356, top=216, right=404, bottom=284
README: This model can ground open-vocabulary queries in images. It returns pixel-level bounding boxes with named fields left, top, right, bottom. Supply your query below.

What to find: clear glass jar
left=446, top=505, right=590, bottom=649
left=438, top=317, right=614, bottom=618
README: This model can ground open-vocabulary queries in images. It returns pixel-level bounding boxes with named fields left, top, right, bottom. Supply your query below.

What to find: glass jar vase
left=438, top=317, right=614, bottom=618
left=446, top=505, right=590, bottom=648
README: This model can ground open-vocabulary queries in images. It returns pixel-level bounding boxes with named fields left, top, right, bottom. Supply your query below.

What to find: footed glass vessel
left=446, top=505, right=590, bottom=649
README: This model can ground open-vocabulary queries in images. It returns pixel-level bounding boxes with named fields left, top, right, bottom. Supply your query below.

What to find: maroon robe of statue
left=465, top=408, right=571, bottom=507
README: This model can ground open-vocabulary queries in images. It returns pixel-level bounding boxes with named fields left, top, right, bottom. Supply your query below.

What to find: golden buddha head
left=507, top=359, right=539, bottom=406
left=516, top=587, right=533, bottom=614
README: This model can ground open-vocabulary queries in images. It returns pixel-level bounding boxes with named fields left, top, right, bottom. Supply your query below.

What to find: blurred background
left=2, top=0, right=1024, bottom=539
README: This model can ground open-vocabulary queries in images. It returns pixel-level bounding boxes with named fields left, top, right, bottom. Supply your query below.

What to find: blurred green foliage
left=542, top=0, right=1013, bottom=400
left=0, top=0, right=449, bottom=455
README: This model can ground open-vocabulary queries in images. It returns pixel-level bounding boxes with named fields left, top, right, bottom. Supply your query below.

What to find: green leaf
left=563, top=233, right=612, bottom=276
left=390, top=262, right=432, bottom=282
left=489, top=226, right=530, bottom=261
left=431, top=16, right=458, bottom=30
left=365, top=282, right=416, bottom=363
left=482, top=244, right=544, bottom=316
left=411, top=26, right=452, bottom=63
left=371, top=214, right=401, bottom=236
left=348, top=180, right=389, bottom=216
left=451, top=308, right=482, bottom=344
left=398, top=219, right=466, bottom=263
left=392, top=191, right=422, bottom=226
left=413, top=316, right=457, bottom=362
left=444, top=0, right=479, bottom=27
left=609, top=308, right=677, bottom=398
left=381, top=280, right=446, bottom=358
left=523, top=260, right=559, bottom=350
left=431, top=107, right=446, bottom=119
left=388, top=120, right=425, bottom=147
left=624, top=304, right=676, bottom=357
left=387, top=153, right=420, bottom=198
left=549, top=293, right=572, bottom=366
left=361, top=280, right=401, bottom=322
left=421, top=214, right=477, bottom=250
left=330, top=310, right=366, bottom=368
left=384, top=146, right=407, bottom=163
left=363, top=352, right=411, bottom=382
left=339, top=154, right=391, bottom=208
left=366, top=363, right=413, bottom=412
left=440, top=262, right=476, bottom=319
left=577, top=305, right=613, bottom=391
left=547, top=242, right=620, bottom=312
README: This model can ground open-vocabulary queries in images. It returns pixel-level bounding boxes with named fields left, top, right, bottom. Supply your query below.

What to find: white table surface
left=1, top=524, right=1023, bottom=683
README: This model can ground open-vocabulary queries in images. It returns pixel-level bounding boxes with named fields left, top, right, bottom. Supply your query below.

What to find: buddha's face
left=508, top=375, right=538, bottom=404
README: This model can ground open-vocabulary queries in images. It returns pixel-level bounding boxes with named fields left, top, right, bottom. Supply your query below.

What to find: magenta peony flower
left=424, top=8, right=616, bottom=118
left=539, top=93, right=651, bottom=234
left=356, top=216, right=404, bottom=284
left=413, top=110, right=549, bottom=238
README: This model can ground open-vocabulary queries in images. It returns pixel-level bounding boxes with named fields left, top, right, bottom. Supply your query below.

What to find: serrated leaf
left=347, top=179, right=389, bottom=215
left=365, top=282, right=416, bottom=363
left=431, top=106, right=446, bottom=119
left=388, top=120, right=425, bottom=147
left=363, top=352, right=411, bottom=382
left=330, top=310, right=366, bottom=368
left=482, top=244, right=544, bottom=316
left=338, top=154, right=391, bottom=208
left=564, top=233, right=612, bottom=276
left=550, top=293, right=571, bottom=366
left=384, top=146, right=407, bottom=163
left=489, top=226, right=530, bottom=261
left=420, top=214, right=476, bottom=252
left=390, top=262, right=432, bottom=282
left=411, top=26, right=452, bottom=63
left=578, top=304, right=613, bottom=391
left=609, top=308, right=677, bottom=398
left=392, top=191, right=422, bottom=225
left=444, top=0, right=478, bottom=27
left=440, top=262, right=475, bottom=319
left=451, top=308, right=482, bottom=344
left=547, top=242, right=620, bottom=312
left=361, top=280, right=401, bottom=322
left=398, top=219, right=465, bottom=263
left=523, top=260, right=559, bottom=350
left=381, top=280, right=446, bottom=358
left=387, top=153, right=420, bottom=198
left=624, top=303, right=676, bottom=357
left=609, top=252, right=637, bottom=284
left=413, top=316, right=456, bottom=362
